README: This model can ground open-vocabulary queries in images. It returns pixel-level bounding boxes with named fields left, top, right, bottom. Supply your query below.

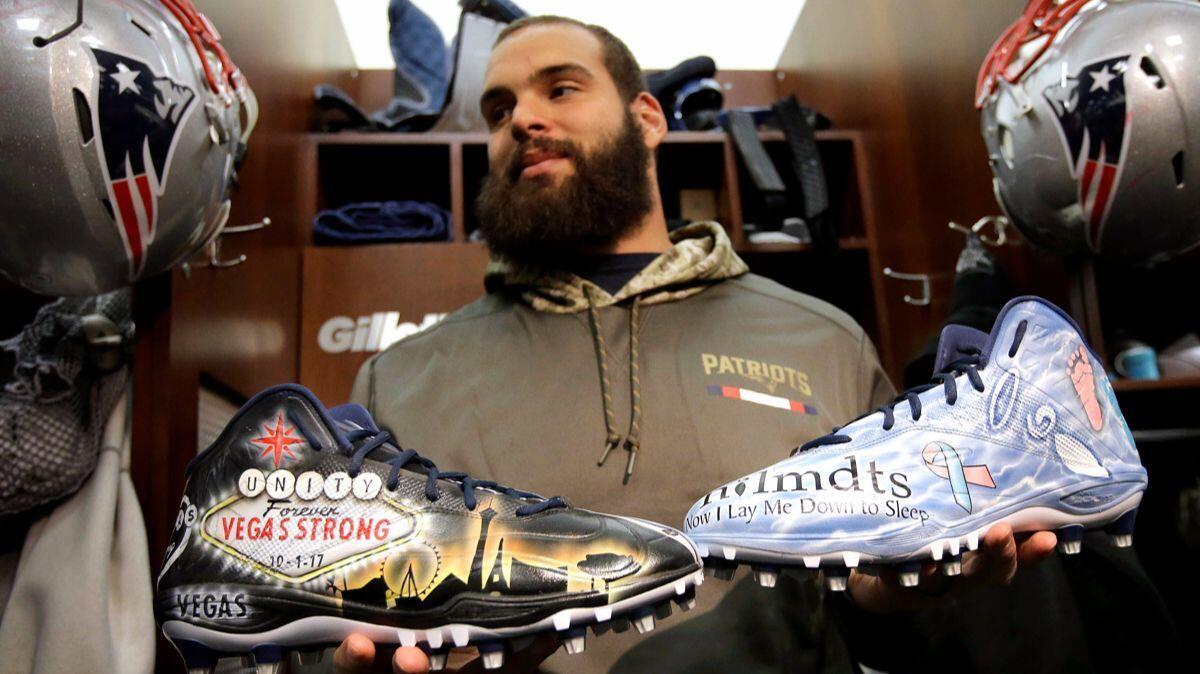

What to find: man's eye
left=550, top=85, right=577, bottom=99
left=488, top=107, right=511, bottom=126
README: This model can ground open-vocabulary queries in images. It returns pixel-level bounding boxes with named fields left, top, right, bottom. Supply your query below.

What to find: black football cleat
left=156, top=385, right=702, bottom=672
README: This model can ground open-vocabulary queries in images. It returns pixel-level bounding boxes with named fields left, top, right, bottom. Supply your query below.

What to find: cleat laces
left=796, top=350, right=986, bottom=454
left=340, top=428, right=567, bottom=516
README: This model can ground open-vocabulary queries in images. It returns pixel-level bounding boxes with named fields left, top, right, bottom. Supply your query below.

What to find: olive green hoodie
left=352, top=222, right=893, bottom=673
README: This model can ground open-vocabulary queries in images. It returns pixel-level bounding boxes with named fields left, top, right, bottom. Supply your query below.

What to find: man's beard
left=475, top=111, right=654, bottom=266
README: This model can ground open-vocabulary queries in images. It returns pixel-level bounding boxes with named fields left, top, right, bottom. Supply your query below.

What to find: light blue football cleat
left=684, top=296, right=1147, bottom=591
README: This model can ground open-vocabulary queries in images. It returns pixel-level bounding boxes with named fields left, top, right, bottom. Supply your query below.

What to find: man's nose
left=510, top=99, right=552, bottom=141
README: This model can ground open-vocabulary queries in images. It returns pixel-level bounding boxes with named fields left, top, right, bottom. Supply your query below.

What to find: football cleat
left=683, top=296, right=1146, bottom=590
left=156, top=385, right=701, bottom=671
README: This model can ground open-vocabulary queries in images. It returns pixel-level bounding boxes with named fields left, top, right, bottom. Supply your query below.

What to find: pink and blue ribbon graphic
left=922, top=441, right=996, bottom=513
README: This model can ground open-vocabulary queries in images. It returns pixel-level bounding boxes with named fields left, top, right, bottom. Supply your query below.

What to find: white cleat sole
left=163, top=569, right=704, bottom=671
left=687, top=493, right=1144, bottom=585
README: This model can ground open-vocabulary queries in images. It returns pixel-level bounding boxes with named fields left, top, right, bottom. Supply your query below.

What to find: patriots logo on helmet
left=1043, top=55, right=1132, bottom=250
left=89, top=48, right=196, bottom=279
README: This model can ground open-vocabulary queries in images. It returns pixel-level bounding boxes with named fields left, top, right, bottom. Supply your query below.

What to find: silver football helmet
left=979, top=0, right=1200, bottom=266
left=0, top=0, right=257, bottom=296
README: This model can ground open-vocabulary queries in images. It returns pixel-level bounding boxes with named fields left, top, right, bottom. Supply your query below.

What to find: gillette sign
left=317, top=312, right=446, bottom=354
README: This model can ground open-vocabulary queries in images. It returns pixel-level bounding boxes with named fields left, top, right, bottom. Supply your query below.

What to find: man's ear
left=630, top=91, right=668, bottom=149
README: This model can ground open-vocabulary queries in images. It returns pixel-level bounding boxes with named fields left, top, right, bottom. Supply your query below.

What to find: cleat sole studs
left=942, top=558, right=962, bottom=576
left=803, top=556, right=821, bottom=569
left=673, top=584, right=697, bottom=611
left=654, top=601, right=673, bottom=620
left=595, top=606, right=613, bottom=623
left=1105, top=509, right=1138, bottom=549
left=398, top=629, right=417, bottom=648
left=966, top=532, right=980, bottom=551
left=897, top=561, right=922, bottom=587
left=1057, top=539, right=1082, bottom=555
left=752, top=567, right=779, bottom=588
left=481, top=651, right=505, bottom=670
left=553, top=614, right=571, bottom=632
left=823, top=567, right=850, bottom=592
left=825, top=574, right=848, bottom=592
left=478, top=643, right=505, bottom=670
left=674, top=579, right=687, bottom=595
left=708, top=558, right=738, bottom=581
left=450, top=626, right=469, bottom=648
left=842, top=552, right=861, bottom=568
left=633, top=612, right=656, bottom=634
left=930, top=540, right=945, bottom=561
left=563, top=634, right=586, bottom=656
left=422, top=637, right=450, bottom=672
left=722, top=546, right=737, bottom=561
left=1057, top=524, right=1084, bottom=555
left=1105, top=509, right=1138, bottom=540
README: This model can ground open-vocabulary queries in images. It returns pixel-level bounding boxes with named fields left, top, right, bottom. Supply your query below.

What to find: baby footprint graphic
left=1068, top=345, right=1104, bottom=431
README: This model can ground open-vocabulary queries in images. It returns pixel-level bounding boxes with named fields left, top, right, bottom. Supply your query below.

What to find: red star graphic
left=251, top=411, right=303, bottom=468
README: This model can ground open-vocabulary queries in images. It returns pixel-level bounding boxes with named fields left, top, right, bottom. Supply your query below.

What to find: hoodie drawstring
left=585, top=287, right=622, bottom=466
left=624, top=298, right=642, bottom=484
left=584, top=287, right=643, bottom=484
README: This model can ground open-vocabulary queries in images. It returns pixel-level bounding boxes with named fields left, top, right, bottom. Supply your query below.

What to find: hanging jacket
left=351, top=221, right=893, bottom=673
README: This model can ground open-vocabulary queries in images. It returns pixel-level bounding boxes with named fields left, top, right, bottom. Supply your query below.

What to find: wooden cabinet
left=299, top=242, right=490, bottom=402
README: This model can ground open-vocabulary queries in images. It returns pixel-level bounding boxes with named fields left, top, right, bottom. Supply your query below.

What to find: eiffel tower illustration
left=488, top=539, right=506, bottom=587
left=398, top=563, right=419, bottom=598
left=467, top=507, right=497, bottom=589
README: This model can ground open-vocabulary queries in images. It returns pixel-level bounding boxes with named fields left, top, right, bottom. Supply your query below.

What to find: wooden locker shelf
left=301, top=128, right=893, bottom=382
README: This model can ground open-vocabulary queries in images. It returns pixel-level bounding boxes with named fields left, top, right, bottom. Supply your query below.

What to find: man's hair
left=494, top=16, right=648, bottom=103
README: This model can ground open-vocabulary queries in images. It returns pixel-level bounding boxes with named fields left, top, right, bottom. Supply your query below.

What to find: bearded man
left=333, top=15, right=1060, bottom=674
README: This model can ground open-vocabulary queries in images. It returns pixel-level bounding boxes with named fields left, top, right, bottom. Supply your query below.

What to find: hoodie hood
left=483, top=221, right=749, bottom=313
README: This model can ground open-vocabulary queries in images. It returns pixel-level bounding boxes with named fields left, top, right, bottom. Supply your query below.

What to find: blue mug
left=1114, top=344, right=1160, bottom=380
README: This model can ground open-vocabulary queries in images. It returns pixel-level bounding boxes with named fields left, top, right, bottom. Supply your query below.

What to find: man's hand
left=333, top=633, right=559, bottom=674
left=846, top=522, right=1058, bottom=614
